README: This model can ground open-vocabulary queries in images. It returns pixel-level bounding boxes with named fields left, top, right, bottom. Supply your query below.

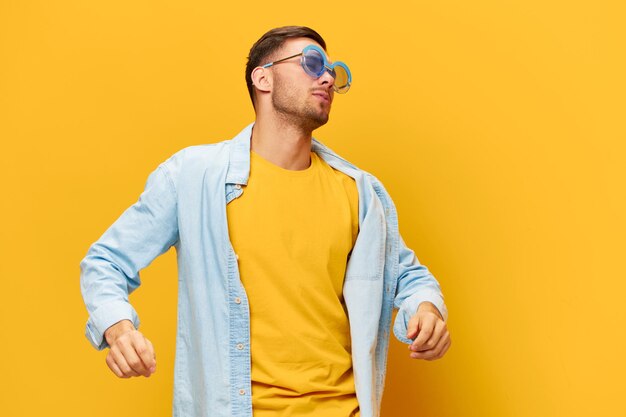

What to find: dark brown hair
left=245, top=26, right=327, bottom=109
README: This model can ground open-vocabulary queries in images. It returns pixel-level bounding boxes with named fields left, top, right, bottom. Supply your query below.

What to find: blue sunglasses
left=261, top=44, right=352, bottom=93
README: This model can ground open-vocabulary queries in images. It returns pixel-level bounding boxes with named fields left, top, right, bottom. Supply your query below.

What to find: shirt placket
left=225, top=183, right=253, bottom=417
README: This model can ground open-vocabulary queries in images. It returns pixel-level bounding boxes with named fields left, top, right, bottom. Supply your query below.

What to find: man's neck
left=250, top=116, right=313, bottom=171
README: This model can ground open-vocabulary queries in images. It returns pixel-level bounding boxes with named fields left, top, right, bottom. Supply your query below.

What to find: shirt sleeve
left=79, top=163, right=179, bottom=350
left=392, top=234, right=448, bottom=345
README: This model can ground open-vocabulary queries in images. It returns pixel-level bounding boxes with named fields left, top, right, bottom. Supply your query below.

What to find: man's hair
left=245, top=26, right=327, bottom=109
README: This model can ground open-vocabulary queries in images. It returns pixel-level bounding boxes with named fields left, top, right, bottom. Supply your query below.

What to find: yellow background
left=1, top=1, right=624, bottom=416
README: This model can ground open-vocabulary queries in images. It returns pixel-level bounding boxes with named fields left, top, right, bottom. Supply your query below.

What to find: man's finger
left=430, top=337, right=452, bottom=360
left=142, top=337, right=157, bottom=374
left=109, top=347, right=141, bottom=377
left=438, top=338, right=452, bottom=358
left=409, top=315, right=437, bottom=350
left=121, top=336, right=152, bottom=377
left=146, top=338, right=156, bottom=360
left=410, top=331, right=450, bottom=360
left=410, top=318, right=446, bottom=352
left=106, top=353, right=129, bottom=378
left=406, top=315, right=421, bottom=340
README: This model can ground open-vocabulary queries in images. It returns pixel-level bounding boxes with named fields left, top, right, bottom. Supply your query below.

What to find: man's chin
left=307, top=114, right=329, bottom=131
left=307, top=108, right=330, bottom=129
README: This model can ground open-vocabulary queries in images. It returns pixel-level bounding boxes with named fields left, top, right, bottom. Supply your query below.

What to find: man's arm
left=392, top=234, right=451, bottom=360
left=80, top=162, right=179, bottom=376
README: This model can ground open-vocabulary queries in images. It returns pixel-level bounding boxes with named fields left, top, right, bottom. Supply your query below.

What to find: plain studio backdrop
left=0, top=1, right=624, bottom=416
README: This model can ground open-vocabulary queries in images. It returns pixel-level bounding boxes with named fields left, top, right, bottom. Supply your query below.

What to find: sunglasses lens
left=302, top=49, right=325, bottom=76
left=333, top=66, right=349, bottom=92
left=332, top=64, right=351, bottom=93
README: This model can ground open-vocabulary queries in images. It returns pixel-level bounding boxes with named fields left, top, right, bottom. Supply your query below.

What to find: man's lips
left=312, top=91, right=330, bottom=103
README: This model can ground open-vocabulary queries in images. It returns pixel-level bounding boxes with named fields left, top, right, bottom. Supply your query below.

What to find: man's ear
left=251, top=66, right=272, bottom=94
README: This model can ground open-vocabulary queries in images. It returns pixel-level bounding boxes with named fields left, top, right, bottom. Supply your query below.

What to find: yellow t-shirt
left=227, top=150, right=360, bottom=417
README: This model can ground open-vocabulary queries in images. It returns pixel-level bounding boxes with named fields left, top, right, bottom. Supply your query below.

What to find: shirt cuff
left=85, top=300, right=140, bottom=350
left=392, top=291, right=447, bottom=345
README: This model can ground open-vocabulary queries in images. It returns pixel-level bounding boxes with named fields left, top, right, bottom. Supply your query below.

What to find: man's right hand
left=103, top=319, right=156, bottom=378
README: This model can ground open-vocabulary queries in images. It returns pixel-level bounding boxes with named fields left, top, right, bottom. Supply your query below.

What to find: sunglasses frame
left=261, top=45, right=352, bottom=93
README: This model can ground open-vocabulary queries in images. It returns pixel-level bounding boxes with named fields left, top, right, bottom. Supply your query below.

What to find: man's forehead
left=280, top=38, right=331, bottom=60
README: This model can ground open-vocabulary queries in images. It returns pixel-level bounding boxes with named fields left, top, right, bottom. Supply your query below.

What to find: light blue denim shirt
left=80, top=122, right=448, bottom=417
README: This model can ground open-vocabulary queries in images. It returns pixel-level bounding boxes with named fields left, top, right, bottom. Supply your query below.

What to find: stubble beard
left=271, top=77, right=330, bottom=132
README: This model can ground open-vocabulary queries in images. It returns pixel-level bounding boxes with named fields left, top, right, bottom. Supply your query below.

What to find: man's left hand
left=406, top=302, right=451, bottom=361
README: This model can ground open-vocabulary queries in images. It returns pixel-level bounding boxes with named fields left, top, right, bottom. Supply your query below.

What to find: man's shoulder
left=155, top=139, right=235, bottom=188
left=170, top=139, right=231, bottom=162
left=162, top=139, right=232, bottom=169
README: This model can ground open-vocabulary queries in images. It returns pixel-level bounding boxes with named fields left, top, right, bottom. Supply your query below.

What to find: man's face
left=268, top=38, right=336, bottom=131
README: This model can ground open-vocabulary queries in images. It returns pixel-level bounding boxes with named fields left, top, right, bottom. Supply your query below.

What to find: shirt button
left=235, top=253, right=239, bottom=260
left=234, top=297, right=241, bottom=304
left=236, top=343, right=244, bottom=350
left=235, top=184, right=242, bottom=189
left=239, top=389, right=245, bottom=395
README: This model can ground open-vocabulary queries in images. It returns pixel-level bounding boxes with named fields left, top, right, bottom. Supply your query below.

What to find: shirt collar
left=225, top=122, right=254, bottom=186
left=226, top=121, right=361, bottom=186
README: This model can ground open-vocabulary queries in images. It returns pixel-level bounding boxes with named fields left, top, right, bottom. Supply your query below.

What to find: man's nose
left=318, top=67, right=335, bottom=89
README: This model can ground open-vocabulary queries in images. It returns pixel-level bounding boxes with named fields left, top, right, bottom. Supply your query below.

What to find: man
left=80, top=26, right=450, bottom=417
